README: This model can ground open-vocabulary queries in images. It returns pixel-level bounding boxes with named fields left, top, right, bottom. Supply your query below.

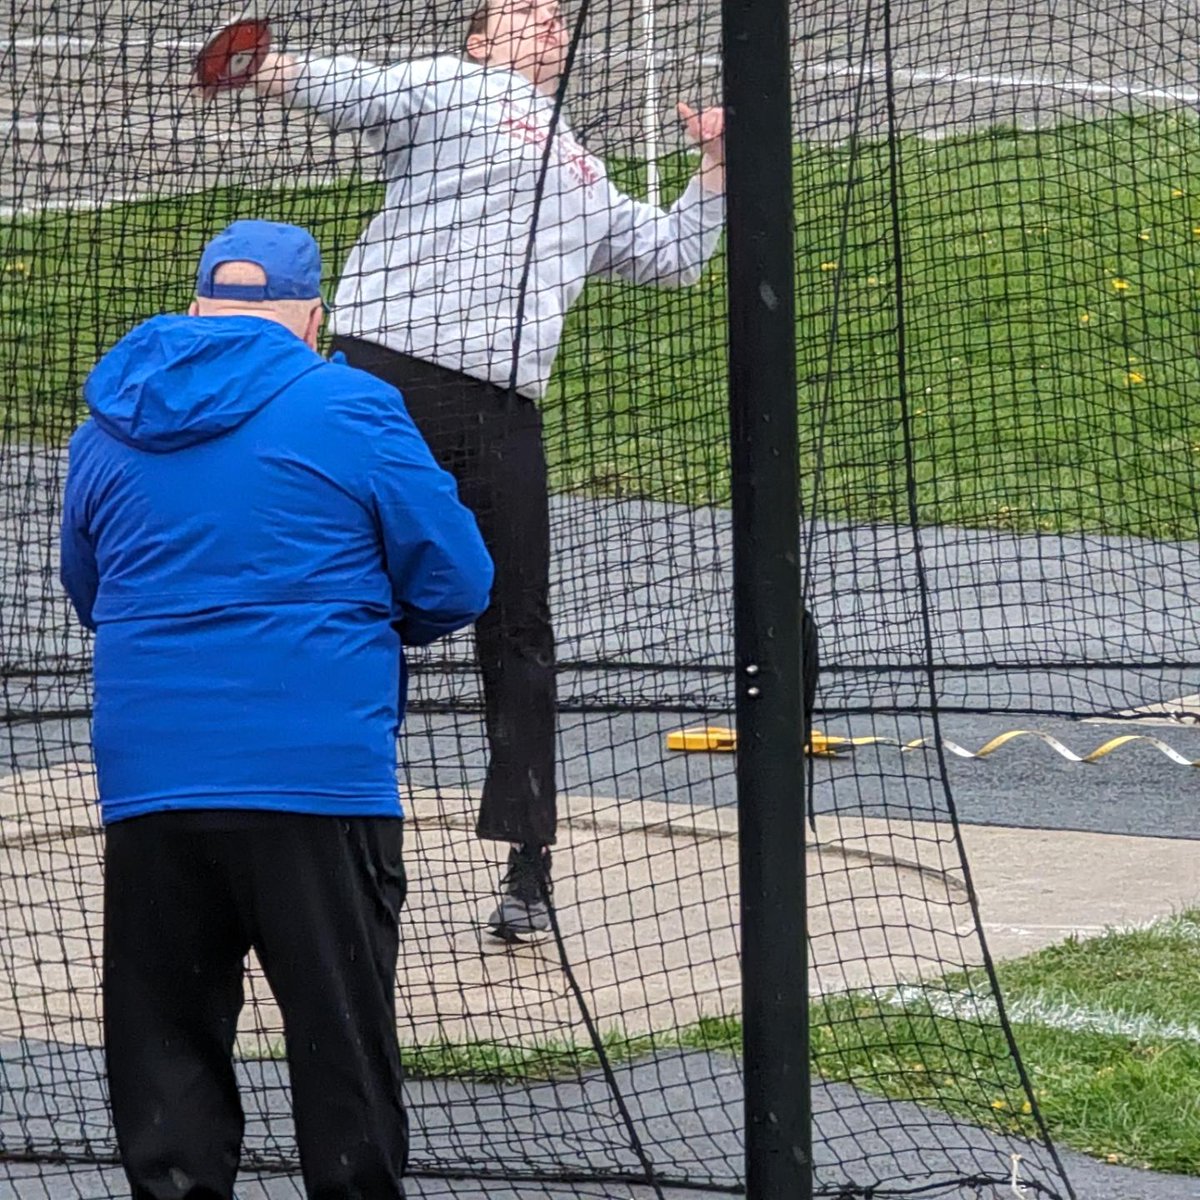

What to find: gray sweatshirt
left=289, top=55, right=726, bottom=398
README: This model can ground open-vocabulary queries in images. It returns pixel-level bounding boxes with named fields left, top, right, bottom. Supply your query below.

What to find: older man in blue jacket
left=60, top=219, right=493, bottom=1200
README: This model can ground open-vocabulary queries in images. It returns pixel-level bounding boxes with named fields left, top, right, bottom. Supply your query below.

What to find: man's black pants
left=332, top=337, right=557, bottom=847
left=104, top=811, right=408, bottom=1200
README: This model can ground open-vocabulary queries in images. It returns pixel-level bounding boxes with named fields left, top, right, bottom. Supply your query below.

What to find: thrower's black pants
left=104, top=811, right=408, bottom=1200
left=332, top=336, right=557, bottom=847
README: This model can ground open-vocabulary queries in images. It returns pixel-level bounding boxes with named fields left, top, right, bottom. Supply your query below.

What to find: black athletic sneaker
left=486, top=844, right=553, bottom=942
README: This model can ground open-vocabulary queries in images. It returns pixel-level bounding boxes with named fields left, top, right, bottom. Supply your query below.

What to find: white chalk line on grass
left=877, top=915, right=1200, bottom=1044
left=887, top=983, right=1200, bottom=1045
left=986, top=919, right=1200, bottom=946
left=1118, top=913, right=1200, bottom=942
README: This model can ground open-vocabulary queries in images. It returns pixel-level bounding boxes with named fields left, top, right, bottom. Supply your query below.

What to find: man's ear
left=305, top=302, right=324, bottom=350
left=465, top=31, right=489, bottom=63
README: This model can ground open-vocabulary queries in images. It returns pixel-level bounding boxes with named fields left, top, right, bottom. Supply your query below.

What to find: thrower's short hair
left=467, top=0, right=492, bottom=40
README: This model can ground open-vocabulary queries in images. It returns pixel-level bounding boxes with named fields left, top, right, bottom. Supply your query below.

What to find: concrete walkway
left=1, top=764, right=1197, bottom=1199
left=6, top=765, right=1196, bottom=1049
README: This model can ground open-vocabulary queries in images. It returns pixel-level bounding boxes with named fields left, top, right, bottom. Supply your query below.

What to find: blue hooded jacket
left=60, top=314, right=494, bottom=824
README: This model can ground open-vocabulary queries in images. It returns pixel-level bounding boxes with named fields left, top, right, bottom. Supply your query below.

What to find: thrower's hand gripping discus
left=193, top=14, right=273, bottom=98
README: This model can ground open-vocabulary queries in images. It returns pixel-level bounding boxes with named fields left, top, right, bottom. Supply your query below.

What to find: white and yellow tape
left=666, top=726, right=1200, bottom=766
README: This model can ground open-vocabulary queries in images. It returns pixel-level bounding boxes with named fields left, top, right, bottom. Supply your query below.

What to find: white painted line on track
left=5, top=28, right=1198, bottom=221
left=6, top=40, right=1195, bottom=113
left=8, top=30, right=1200, bottom=102
left=796, top=60, right=1200, bottom=104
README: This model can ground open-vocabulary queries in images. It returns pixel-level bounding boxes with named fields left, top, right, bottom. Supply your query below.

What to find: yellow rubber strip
left=665, top=727, right=853, bottom=756
left=667, top=726, right=1200, bottom=765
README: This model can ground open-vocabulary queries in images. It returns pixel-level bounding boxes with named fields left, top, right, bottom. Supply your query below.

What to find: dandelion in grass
left=820, top=261, right=838, bottom=272
left=1111, top=278, right=1130, bottom=291
left=1126, top=371, right=1145, bottom=385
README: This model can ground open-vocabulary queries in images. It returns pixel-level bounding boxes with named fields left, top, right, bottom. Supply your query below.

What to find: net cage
left=4, top=0, right=1197, bottom=1196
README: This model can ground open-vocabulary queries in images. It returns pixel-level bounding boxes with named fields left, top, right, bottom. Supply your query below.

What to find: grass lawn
left=4, top=111, right=1200, bottom=537
left=241, top=914, right=1200, bottom=1174
left=238, top=1012, right=741, bottom=1089
left=262, top=914, right=1197, bottom=1177
left=401, top=1013, right=740, bottom=1083
left=813, top=912, right=1200, bottom=1176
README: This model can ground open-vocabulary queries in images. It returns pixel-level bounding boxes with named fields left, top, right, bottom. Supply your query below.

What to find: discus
left=193, top=14, right=272, bottom=96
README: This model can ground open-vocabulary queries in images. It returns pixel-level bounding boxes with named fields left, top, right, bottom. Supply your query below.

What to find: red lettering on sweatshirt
left=499, top=100, right=600, bottom=193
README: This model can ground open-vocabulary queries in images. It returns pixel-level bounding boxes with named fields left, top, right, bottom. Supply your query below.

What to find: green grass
left=0, top=178, right=382, bottom=441
left=239, top=915, right=1200, bottom=1175
left=402, top=1012, right=742, bottom=1082
left=238, top=1013, right=741, bottom=1084
left=6, top=112, right=1200, bottom=535
left=810, top=912, right=1200, bottom=1175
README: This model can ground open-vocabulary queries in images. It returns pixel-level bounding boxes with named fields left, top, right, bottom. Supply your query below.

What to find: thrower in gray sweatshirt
left=290, top=54, right=726, bottom=399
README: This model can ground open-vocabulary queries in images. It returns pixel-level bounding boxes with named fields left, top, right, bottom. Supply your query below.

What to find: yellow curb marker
left=666, top=728, right=875, bottom=757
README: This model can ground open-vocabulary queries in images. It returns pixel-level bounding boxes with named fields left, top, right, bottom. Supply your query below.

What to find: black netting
left=7, top=0, right=1194, bottom=1198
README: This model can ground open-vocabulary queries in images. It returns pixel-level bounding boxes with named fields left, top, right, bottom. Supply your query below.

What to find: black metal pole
left=722, top=0, right=810, bottom=1195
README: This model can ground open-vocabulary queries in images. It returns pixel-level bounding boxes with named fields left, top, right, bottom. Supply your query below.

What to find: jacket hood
left=83, top=314, right=324, bottom=452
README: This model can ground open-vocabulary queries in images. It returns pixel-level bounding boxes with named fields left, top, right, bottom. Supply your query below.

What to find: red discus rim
left=193, top=17, right=272, bottom=90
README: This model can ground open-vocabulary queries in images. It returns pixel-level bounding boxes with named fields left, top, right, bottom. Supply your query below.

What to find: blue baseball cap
left=196, top=219, right=323, bottom=302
